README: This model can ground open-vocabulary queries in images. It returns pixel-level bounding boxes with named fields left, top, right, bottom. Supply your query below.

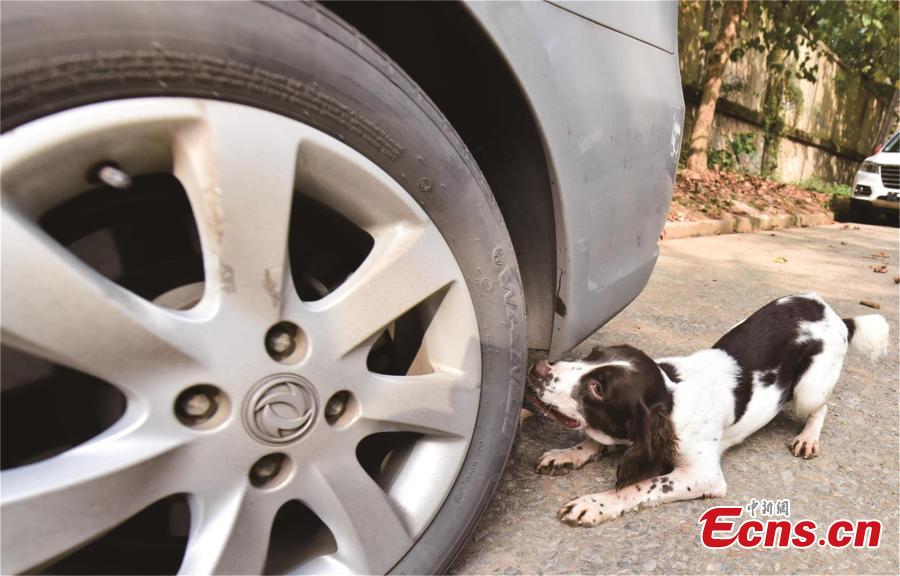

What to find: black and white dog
left=527, top=293, right=889, bottom=527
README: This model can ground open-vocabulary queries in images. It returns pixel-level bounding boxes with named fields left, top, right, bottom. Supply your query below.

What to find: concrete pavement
left=451, top=223, right=899, bottom=575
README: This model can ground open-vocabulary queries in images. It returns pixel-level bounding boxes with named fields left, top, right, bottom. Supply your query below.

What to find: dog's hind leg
left=536, top=438, right=604, bottom=476
left=790, top=340, right=843, bottom=458
left=791, top=403, right=827, bottom=459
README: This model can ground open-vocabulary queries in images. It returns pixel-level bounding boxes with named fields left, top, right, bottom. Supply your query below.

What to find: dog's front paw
left=536, top=455, right=576, bottom=476
left=790, top=435, right=820, bottom=459
left=535, top=444, right=601, bottom=476
left=558, top=493, right=621, bottom=527
left=535, top=449, right=581, bottom=476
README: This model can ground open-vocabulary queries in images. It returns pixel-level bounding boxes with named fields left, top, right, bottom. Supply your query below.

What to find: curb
left=662, top=212, right=834, bottom=240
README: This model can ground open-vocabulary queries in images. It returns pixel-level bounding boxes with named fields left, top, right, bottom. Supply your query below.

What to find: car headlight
left=860, top=161, right=880, bottom=174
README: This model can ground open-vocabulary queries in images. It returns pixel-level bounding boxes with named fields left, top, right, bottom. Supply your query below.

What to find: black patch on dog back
left=714, top=295, right=827, bottom=422
left=658, top=362, right=681, bottom=383
left=661, top=483, right=673, bottom=494
left=789, top=341, right=823, bottom=395
left=843, top=318, right=855, bottom=342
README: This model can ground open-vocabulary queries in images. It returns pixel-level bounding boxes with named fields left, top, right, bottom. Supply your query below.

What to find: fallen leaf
left=894, top=275, right=900, bottom=284
left=774, top=256, right=788, bottom=263
left=860, top=300, right=881, bottom=309
left=873, top=264, right=888, bottom=273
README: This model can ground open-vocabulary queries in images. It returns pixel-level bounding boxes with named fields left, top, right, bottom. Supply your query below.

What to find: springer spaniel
left=527, top=293, right=889, bottom=527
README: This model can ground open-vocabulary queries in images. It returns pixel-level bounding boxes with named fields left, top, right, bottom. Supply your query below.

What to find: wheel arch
left=323, top=1, right=558, bottom=351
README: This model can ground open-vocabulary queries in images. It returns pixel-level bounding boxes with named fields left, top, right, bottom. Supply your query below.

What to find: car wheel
left=0, top=3, right=525, bottom=575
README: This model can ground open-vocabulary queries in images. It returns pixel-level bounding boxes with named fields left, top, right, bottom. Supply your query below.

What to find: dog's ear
left=615, top=400, right=678, bottom=489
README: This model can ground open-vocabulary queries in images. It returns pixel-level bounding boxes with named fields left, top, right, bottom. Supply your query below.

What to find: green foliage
left=798, top=177, right=852, bottom=197
left=814, top=0, right=899, bottom=90
left=709, top=131, right=758, bottom=171
left=760, top=51, right=792, bottom=177
left=739, top=2, right=822, bottom=82
left=736, top=1, right=898, bottom=91
left=720, top=75, right=747, bottom=97
left=782, top=82, right=805, bottom=119
left=708, top=148, right=736, bottom=170
left=731, top=131, right=758, bottom=157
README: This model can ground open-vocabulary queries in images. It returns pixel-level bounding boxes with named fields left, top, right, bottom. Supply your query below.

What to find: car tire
left=848, top=198, right=872, bottom=223
left=1, top=2, right=525, bottom=574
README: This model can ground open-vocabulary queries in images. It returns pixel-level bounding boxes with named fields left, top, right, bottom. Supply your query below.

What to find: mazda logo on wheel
left=244, top=376, right=317, bottom=444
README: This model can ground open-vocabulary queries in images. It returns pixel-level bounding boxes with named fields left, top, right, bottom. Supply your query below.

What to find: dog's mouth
left=526, top=391, right=581, bottom=429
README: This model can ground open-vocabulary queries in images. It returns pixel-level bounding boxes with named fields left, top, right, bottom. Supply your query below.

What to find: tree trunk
left=685, top=0, right=748, bottom=172
left=873, top=88, right=899, bottom=152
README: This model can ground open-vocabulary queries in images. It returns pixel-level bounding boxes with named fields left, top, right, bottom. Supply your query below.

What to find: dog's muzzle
left=525, top=361, right=581, bottom=429
left=531, top=359, right=552, bottom=379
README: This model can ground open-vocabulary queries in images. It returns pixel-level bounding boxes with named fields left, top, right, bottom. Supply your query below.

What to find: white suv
left=852, top=132, right=900, bottom=217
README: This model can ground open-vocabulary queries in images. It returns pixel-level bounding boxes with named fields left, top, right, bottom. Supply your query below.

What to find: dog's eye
left=587, top=378, right=603, bottom=399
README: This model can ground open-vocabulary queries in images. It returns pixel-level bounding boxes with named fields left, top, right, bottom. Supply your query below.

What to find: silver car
left=0, top=1, right=683, bottom=574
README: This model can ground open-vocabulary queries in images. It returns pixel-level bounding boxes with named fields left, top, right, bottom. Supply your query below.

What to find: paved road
left=451, top=224, right=899, bottom=575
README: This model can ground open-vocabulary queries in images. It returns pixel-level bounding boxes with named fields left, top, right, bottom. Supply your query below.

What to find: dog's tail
left=843, top=315, right=889, bottom=362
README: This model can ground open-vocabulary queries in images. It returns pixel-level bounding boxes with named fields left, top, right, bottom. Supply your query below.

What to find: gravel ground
left=451, top=223, right=899, bottom=575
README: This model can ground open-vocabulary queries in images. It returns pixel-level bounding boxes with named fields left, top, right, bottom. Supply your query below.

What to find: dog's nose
left=531, top=359, right=552, bottom=379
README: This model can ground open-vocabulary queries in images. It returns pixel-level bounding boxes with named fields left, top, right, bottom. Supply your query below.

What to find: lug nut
left=174, top=385, right=227, bottom=428
left=265, top=322, right=305, bottom=363
left=266, top=330, right=294, bottom=356
left=325, top=391, right=354, bottom=425
left=252, top=458, right=280, bottom=481
left=325, top=396, right=346, bottom=419
left=249, top=454, right=290, bottom=488
left=181, top=392, right=214, bottom=417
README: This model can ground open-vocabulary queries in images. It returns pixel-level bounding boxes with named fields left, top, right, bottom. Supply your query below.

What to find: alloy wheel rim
left=0, top=98, right=481, bottom=575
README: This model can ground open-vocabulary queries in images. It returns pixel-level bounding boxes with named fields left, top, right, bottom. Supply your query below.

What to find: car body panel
left=465, top=0, right=684, bottom=358
left=545, top=0, right=678, bottom=54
